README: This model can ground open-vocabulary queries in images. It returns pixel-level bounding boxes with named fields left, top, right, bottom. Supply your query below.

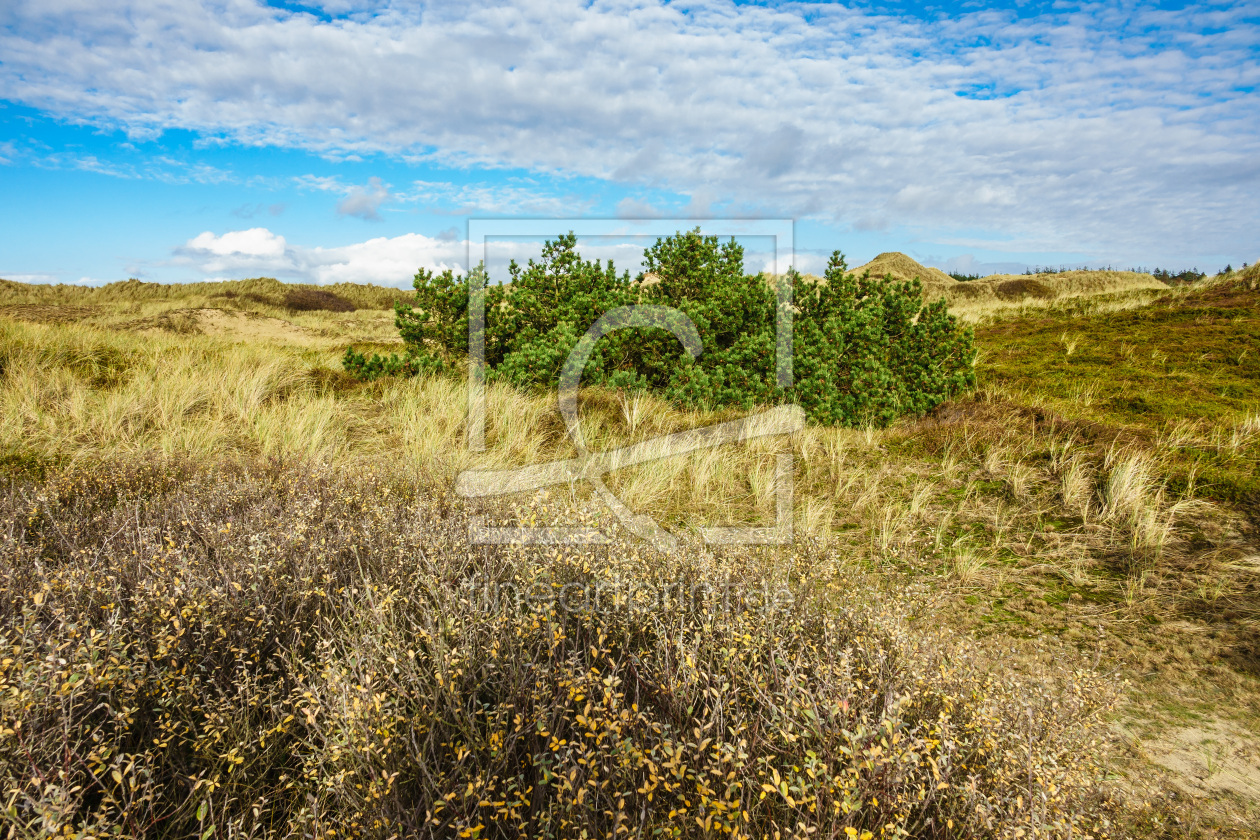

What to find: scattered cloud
left=1, top=1, right=1257, bottom=260
left=681, top=191, right=715, bottom=220
left=403, top=180, right=597, bottom=216
left=148, top=158, right=237, bottom=186
left=30, top=148, right=241, bottom=185
left=336, top=176, right=392, bottom=220
left=57, top=154, right=135, bottom=179
left=293, top=174, right=346, bottom=193
left=293, top=173, right=398, bottom=220
left=615, top=197, right=661, bottom=219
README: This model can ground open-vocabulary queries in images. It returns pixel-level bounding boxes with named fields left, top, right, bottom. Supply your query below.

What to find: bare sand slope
left=129, top=307, right=326, bottom=346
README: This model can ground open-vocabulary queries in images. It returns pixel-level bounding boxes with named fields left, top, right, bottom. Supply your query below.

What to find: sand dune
left=851, top=253, right=1168, bottom=307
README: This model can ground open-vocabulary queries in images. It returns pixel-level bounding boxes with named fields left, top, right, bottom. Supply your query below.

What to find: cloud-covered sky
left=1, top=0, right=1257, bottom=285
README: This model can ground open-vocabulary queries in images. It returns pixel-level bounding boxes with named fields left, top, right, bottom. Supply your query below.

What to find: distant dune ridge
left=0, top=276, right=402, bottom=311
left=0, top=276, right=409, bottom=349
left=5, top=256, right=1253, bottom=323
left=942, top=269, right=1170, bottom=306
left=849, top=252, right=1171, bottom=308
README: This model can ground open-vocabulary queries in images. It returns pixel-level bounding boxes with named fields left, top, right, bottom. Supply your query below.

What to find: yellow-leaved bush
left=1, top=458, right=1118, bottom=838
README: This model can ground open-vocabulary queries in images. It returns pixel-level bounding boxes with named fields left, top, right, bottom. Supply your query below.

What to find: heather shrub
left=283, top=288, right=356, bottom=313
left=344, top=231, right=976, bottom=426
left=1, top=458, right=1118, bottom=838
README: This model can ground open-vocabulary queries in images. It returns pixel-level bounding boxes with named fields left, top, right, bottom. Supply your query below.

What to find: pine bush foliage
left=344, top=230, right=975, bottom=426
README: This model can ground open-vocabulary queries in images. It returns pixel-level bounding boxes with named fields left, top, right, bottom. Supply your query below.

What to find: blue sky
left=1, top=0, right=1257, bottom=287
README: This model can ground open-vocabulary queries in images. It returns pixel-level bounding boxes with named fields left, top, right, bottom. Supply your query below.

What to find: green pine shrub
left=344, top=230, right=976, bottom=426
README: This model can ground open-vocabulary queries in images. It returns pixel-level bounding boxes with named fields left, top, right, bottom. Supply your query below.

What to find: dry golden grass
left=3, top=271, right=1260, bottom=835
left=1, top=300, right=1248, bottom=626
left=941, top=271, right=1170, bottom=320
left=0, top=276, right=403, bottom=310
left=0, top=277, right=405, bottom=352
left=837, top=252, right=1171, bottom=321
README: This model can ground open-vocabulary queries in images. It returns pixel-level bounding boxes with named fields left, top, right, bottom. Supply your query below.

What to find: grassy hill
left=846, top=252, right=1171, bottom=317
left=851, top=251, right=958, bottom=288
left=2, top=266, right=1259, bottom=836
left=0, top=275, right=406, bottom=311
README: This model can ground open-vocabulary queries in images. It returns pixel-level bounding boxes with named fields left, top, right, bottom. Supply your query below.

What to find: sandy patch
left=1143, top=718, right=1260, bottom=802
left=131, top=307, right=325, bottom=347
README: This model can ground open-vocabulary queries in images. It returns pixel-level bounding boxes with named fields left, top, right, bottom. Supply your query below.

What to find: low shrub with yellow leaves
left=1, top=457, right=1119, bottom=838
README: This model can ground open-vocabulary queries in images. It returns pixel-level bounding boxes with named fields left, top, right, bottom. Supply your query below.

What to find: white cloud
left=178, top=228, right=288, bottom=277
left=2, top=1, right=1258, bottom=261
left=178, top=228, right=294, bottom=275
left=307, top=233, right=466, bottom=284
left=176, top=227, right=469, bottom=285
left=186, top=228, right=286, bottom=259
